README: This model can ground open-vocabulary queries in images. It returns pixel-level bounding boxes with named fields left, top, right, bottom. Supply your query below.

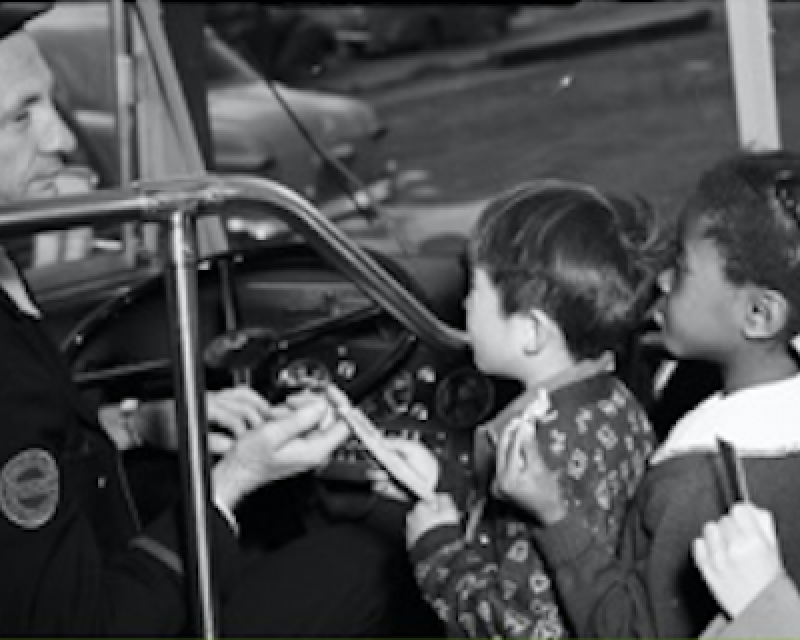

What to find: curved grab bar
left=0, top=174, right=469, bottom=352
left=218, top=174, right=469, bottom=353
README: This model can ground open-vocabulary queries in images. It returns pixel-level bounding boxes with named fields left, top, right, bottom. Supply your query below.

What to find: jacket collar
left=480, top=351, right=616, bottom=448
left=651, top=373, right=800, bottom=465
left=472, top=352, right=615, bottom=488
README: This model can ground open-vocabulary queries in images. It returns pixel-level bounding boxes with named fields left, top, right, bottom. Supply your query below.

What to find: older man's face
left=0, top=32, right=76, bottom=204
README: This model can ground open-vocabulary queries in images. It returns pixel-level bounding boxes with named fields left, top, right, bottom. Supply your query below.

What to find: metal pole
left=134, top=0, right=228, bottom=257
left=110, top=0, right=135, bottom=185
left=162, top=206, right=219, bottom=639
left=724, top=0, right=781, bottom=150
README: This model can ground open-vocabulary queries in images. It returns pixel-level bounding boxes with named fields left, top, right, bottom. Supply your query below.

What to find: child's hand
left=692, top=503, right=784, bottom=618
left=368, top=438, right=440, bottom=502
left=493, top=419, right=567, bottom=525
left=406, top=492, right=461, bottom=549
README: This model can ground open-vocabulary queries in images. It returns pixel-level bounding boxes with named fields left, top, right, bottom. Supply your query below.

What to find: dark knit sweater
left=534, top=452, right=800, bottom=637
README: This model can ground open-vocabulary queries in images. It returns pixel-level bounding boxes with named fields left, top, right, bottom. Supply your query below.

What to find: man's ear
left=742, top=287, right=789, bottom=340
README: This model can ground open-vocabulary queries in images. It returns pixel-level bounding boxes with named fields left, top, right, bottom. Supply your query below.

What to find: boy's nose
left=657, top=269, right=674, bottom=294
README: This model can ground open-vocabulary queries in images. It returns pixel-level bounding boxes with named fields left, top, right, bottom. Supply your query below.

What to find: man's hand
left=692, top=503, right=784, bottom=618
left=493, top=418, right=567, bottom=525
left=212, top=391, right=348, bottom=510
left=101, top=386, right=276, bottom=454
left=406, top=492, right=461, bottom=549
left=204, top=386, right=275, bottom=453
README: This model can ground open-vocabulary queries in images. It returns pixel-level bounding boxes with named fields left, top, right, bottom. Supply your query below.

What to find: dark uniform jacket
left=0, top=290, right=239, bottom=635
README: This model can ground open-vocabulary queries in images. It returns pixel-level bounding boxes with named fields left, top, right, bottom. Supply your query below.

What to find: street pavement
left=314, top=2, right=716, bottom=252
left=308, top=2, right=714, bottom=97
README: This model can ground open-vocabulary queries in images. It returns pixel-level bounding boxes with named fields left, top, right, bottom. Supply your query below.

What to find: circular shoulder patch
left=0, top=448, right=59, bottom=529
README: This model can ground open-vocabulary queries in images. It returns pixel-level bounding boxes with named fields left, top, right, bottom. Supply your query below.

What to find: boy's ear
left=520, top=309, right=553, bottom=355
left=741, top=287, right=789, bottom=340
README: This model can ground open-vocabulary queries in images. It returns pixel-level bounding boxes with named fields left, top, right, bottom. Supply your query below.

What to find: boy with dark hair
left=514, top=150, right=800, bottom=637
left=394, top=179, right=659, bottom=638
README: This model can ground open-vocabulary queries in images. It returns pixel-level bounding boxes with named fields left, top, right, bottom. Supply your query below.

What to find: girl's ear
left=742, top=287, right=789, bottom=340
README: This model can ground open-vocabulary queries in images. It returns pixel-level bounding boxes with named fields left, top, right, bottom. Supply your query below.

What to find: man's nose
left=39, top=105, right=77, bottom=155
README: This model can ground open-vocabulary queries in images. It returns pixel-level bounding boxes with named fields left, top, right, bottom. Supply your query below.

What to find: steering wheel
left=204, top=304, right=419, bottom=404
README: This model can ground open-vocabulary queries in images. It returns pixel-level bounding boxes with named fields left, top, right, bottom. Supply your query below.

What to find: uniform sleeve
left=25, top=501, right=240, bottom=636
left=410, top=524, right=569, bottom=638
left=0, top=321, right=240, bottom=636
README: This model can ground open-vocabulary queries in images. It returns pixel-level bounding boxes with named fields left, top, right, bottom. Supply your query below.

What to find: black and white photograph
left=0, top=1, right=799, bottom=637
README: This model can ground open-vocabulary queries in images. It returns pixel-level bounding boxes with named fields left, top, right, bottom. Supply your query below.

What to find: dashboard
left=65, top=244, right=521, bottom=508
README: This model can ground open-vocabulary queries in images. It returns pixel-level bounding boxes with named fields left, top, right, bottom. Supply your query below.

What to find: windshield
left=11, top=1, right=799, bottom=314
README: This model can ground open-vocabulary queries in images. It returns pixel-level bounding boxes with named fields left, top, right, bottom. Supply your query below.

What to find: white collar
left=651, top=373, right=800, bottom=465
left=0, top=247, right=39, bottom=317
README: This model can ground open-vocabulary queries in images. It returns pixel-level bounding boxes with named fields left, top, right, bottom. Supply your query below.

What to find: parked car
left=206, top=3, right=339, bottom=84
left=27, top=2, right=395, bottom=232
left=309, top=5, right=519, bottom=57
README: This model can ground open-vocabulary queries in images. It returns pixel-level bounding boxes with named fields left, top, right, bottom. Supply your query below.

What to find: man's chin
left=53, top=167, right=97, bottom=195
left=27, top=182, right=58, bottom=199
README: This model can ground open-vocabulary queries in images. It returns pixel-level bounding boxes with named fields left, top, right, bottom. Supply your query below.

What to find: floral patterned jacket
left=409, top=367, right=655, bottom=638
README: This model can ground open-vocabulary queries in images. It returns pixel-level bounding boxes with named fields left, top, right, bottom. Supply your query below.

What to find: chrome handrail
left=220, top=174, right=469, bottom=352
left=0, top=175, right=471, bottom=351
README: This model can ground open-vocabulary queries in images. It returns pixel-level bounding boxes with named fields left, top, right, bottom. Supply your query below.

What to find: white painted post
left=724, top=0, right=781, bottom=150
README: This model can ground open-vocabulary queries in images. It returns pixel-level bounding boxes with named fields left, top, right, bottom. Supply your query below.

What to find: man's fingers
left=208, top=387, right=272, bottom=435
left=270, top=396, right=332, bottom=445
left=285, top=417, right=349, bottom=465
left=208, top=406, right=248, bottom=438
left=208, top=432, right=235, bottom=455
left=266, top=404, right=293, bottom=419
left=219, top=386, right=271, bottom=415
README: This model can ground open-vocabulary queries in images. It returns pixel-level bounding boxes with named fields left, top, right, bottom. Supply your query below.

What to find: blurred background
left=26, top=1, right=800, bottom=254
left=204, top=1, right=800, bottom=231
